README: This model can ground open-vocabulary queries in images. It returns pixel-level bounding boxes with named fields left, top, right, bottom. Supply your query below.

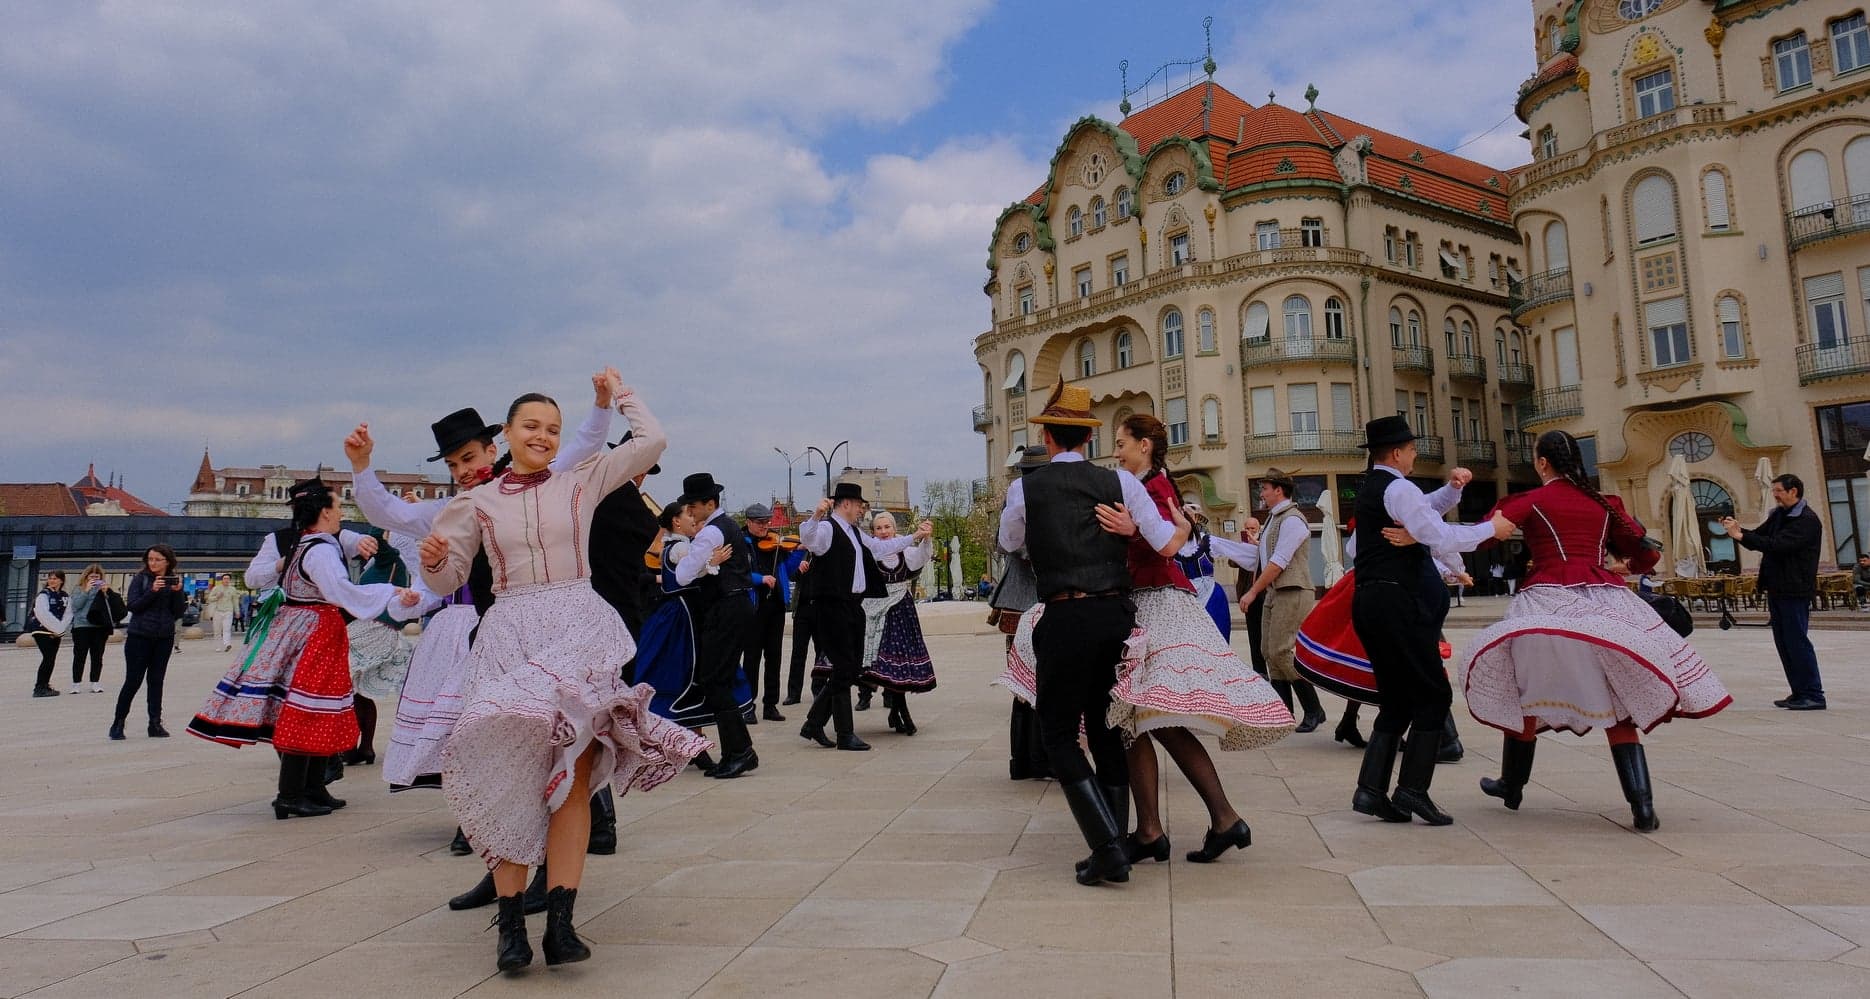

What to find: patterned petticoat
left=442, top=580, right=710, bottom=868
left=347, top=618, right=413, bottom=702
left=1110, top=587, right=1295, bottom=750
left=188, top=604, right=360, bottom=755
left=814, top=583, right=936, bottom=692
left=1460, top=583, right=1732, bottom=736
left=383, top=604, right=478, bottom=788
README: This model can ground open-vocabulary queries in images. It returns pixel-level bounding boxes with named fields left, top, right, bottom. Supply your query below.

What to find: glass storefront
left=1817, top=401, right=1870, bottom=564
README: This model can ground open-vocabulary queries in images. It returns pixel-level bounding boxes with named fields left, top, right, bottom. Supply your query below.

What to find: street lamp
left=773, top=447, right=805, bottom=513
left=802, top=440, right=851, bottom=499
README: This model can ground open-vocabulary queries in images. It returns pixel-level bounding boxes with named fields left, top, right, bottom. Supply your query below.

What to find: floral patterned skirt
left=347, top=618, right=413, bottom=702
left=188, top=604, right=359, bottom=755
left=383, top=604, right=478, bottom=788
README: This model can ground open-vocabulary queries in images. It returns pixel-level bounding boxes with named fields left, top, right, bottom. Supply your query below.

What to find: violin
left=754, top=534, right=802, bottom=553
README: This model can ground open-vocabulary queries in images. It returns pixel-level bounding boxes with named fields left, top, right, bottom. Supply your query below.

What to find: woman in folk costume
left=343, top=524, right=436, bottom=766
left=188, top=477, right=425, bottom=818
left=853, top=511, right=935, bottom=736
left=634, top=499, right=750, bottom=772
left=991, top=445, right=1051, bottom=781
left=1102, top=413, right=1295, bottom=865
left=418, top=378, right=708, bottom=973
left=1463, top=431, right=1731, bottom=832
left=1171, top=508, right=1234, bottom=641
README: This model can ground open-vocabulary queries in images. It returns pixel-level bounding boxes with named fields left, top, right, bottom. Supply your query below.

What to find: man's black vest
left=1023, top=461, right=1129, bottom=600
left=696, top=510, right=753, bottom=604
left=589, top=482, right=659, bottom=635
left=1352, top=468, right=1428, bottom=587
left=805, top=517, right=886, bottom=602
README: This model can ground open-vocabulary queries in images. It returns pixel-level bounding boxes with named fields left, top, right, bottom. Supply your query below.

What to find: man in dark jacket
left=1722, top=473, right=1826, bottom=710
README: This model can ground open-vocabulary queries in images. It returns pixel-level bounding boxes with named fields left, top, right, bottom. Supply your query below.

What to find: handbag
left=1638, top=590, right=1694, bottom=638
left=86, top=592, right=112, bottom=628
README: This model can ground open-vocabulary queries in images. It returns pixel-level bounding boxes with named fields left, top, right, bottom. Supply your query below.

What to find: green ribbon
left=237, top=589, right=286, bottom=675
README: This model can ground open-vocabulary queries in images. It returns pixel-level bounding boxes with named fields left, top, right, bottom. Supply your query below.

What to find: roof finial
left=1268, top=89, right=1276, bottom=104
left=1119, top=59, right=1131, bottom=116
left=1202, top=16, right=1216, bottom=78
left=1305, top=83, right=1319, bottom=110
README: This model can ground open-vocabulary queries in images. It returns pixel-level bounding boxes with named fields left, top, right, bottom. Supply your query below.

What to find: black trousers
left=786, top=594, right=816, bottom=701
left=117, top=633, right=174, bottom=724
left=1031, top=595, right=1134, bottom=785
left=696, top=596, right=754, bottom=755
left=33, top=634, right=62, bottom=689
left=804, top=597, right=864, bottom=734
left=1351, top=578, right=1450, bottom=736
left=1243, top=590, right=1269, bottom=678
left=743, top=591, right=787, bottom=707
left=70, top=629, right=108, bottom=684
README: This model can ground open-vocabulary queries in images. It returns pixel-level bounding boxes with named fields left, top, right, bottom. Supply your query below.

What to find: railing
left=1498, top=362, right=1535, bottom=388
left=1447, top=354, right=1487, bottom=381
left=1243, top=431, right=1365, bottom=459
left=1509, top=267, right=1572, bottom=318
left=1604, top=108, right=1678, bottom=147
left=1505, top=440, right=1535, bottom=468
left=1240, top=336, right=1356, bottom=369
left=1250, top=226, right=1333, bottom=251
left=1414, top=435, right=1446, bottom=462
left=971, top=405, right=992, bottom=432
left=1517, top=151, right=1580, bottom=188
left=1517, top=385, right=1583, bottom=427
left=1392, top=345, right=1434, bottom=374
left=1796, top=336, right=1870, bottom=385
left=1457, top=440, right=1497, bottom=466
left=1788, top=193, right=1870, bottom=251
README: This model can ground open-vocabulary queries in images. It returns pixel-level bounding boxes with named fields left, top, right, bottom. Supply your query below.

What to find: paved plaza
left=2, top=599, right=1869, bottom=997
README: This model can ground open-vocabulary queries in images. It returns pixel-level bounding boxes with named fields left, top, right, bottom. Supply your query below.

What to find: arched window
left=1067, top=205, right=1083, bottom=237
left=1324, top=297, right=1346, bottom=339
left=1003, top=350, right=1027, bottom=394
left=1495, top=327, right=1508, bottom=364
left=1164, top=172, right=1187, bottom=195
left=1443, top=318, right=1458, bottom=356
left=1702, top=168, right=1731, bottom=231
left=1162, top=310, right=1185, bottom=358
left=1633, top=174, right=1677, bottom=244
left=1201, top=398, right=1222, bottom=440
left=1077, top=339, right=1096, bottom=378
left=1198, top=309, right=1216, bottom=352
left=1789, top=150, right=1830, bottom=212
left=1543, top=220, right=1569, bottom=269
left=1388, top=307, right=1404, bottom=347
left=1244, top=301, right=1271, bottom=340
left=1282, top=296, right=1312, bottom=340
left=1116, top=331, right=1134, bottom=368
left=1090, top=197, right=1106, bottom=228
left=1546, top=17, right=1563, bottom=58
left=1717, top=295, right=1746, bottom=359
left=1460, top=320, right=1475, bottom=356
left=1407, top=310, right=1423, bottom=346
left=1846, top=137, right=1870, bottom=199
left=1509, top=330, right=1524, bottom=365
left=1115, top=187, right=1132, bottom=218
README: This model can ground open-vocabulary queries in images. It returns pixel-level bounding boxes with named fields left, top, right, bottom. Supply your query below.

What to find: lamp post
left=802, top=440, right=851, bottom=499
left=773, top=447, right=804, bottom=513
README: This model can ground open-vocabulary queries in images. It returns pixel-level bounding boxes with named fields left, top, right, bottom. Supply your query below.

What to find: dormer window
left=1014, top=232, right=1032, bottom=253
left=1164, top=172, right=1186, bottom=196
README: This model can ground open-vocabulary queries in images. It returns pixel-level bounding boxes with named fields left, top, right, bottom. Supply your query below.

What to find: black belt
left=1044, top=589, right=1125, bottom=604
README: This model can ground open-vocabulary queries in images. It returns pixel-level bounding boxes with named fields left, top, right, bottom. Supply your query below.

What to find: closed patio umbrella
left=1666, top=455, right=1703, bottom=577
left=1316, top=493, right=1345, bottom=586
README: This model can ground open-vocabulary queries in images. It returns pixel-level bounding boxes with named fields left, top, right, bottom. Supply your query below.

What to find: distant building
left=0, top=465, right=166, bottom=519
left=832, top=467, right=913, bottom=523
left=183, top=450, right=457, bottom=521
left=70, top=464, right=167, bottom=516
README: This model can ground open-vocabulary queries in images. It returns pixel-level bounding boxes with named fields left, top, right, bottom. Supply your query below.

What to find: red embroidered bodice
left=1491, top=480, right=1659, bottom=587
left=1127, top=471, right=1194, bottom=593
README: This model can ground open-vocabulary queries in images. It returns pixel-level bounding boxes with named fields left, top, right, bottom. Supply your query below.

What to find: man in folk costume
left=741, top=504, right=803, bottom=723
left=1237, top=468, right=1328, bottom=733
left=1348, top=416, right=1506, bottom=825
left=797, top=482, right=931, bottom=751
left=997, top=384, right=1183, bottom=885
left=674, top=473, right=761, bottom=779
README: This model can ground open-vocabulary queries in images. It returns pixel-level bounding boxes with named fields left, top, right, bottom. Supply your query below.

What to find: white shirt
left=675, top=516, right=734, bottom=588
left=1256, top=500, right=1311, bottom=571
left=1370, top=465, right=1493, bottom=564
left=292, top=533, right=424, bottom=622
left=799, top=511, right=920, bottom=594
left=246, top=530, right=369, bottom=591
left=1207, top=534, right=1260, bottom=566
left=996, top=452, right=1177, bottom=555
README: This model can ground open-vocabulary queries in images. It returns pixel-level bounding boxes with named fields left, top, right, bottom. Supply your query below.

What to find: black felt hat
left=607, top=429, right=661, bottom=475
left=1359, top=415, right=1417, bottom=450
left=427, top=408, right=502, bottom=462
left=678, top=472, right=726, bottom=506
left=830, top=482, right=867, bottom=504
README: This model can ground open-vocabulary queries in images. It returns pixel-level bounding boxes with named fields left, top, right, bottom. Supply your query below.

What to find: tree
left=917, top=479, right=989, bottom=595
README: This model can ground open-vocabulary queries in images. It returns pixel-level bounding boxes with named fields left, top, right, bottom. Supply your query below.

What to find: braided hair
left=289, top=482, right=335, bottom=531
left=1535, top=430, right=1617, bottom=521
left=1120, top=412, right=1170, bottom=482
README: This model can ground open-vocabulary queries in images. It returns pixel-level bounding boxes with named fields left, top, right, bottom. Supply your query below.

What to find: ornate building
left=183, top=451, right=457, bottom=521
left=1513, top=0, right=1870, bottom=568
left=972, top=75, right=1538, bottom=544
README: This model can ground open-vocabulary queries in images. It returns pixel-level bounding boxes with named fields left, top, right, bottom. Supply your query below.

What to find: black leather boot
left=854, top=686, right=872, bottom=711
left=541, top=886, right=591, bottom=965
left=1611, top=742, right=1660, bottom=832
left=832, top=688, right=869, bottom=751
left=800, top=684, right=836, bottom=747
left=1292, top=680, right=1327, bottom=733
left=1480, top=736, right=1537, bottom=810
left=449, top=871, right=497, bottom=911
left=1060, top=778, right=1130, bottom=886
left=1391, top=724, right=1455, bottom=826
left=272, top=753, right=333, bottom=820
left=1334, top=702, right=1366, bottom=748
left=1009, top=701, right=1035, bottom=779
left=1351, top=730, right=1411, bottom=822
left=303, top=756, right=347, bottom=810
left=450, top=826, right=473, bottom=856
left=895, top=693, right=916, bottom=736
left=493, top=894, right=532, bottom=972
left=1269, top=679, right=1295, bottom=713
left=587, top=788, right=616, bottom=855
left=522, top=864, right=549, bottom=915
left=1437, top=712, right=1465, bottom=763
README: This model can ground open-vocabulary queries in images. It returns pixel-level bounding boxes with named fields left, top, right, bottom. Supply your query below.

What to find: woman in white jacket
left=31, top=570, right=74, bottom=697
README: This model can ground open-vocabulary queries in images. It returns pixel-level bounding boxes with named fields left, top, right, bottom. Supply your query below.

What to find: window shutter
left=1717, top=297, right=1741, bottom=325
left=1703, top=171, right=1730, bottom=230
left=1804, top=273, right=1846, bottom=300
left=1644, top=297, right=1687, bottom=328
left=1634, top=176, right=1676, bottom=242
left=1251, top=387, right=1276, bottom=433
left=1245, top=302, right=1270, bottom=340
left=1331, top=384, right=1354, bottom=431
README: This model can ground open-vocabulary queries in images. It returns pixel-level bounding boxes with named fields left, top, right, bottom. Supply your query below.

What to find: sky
left=0, top=1, right=1537, bottom=516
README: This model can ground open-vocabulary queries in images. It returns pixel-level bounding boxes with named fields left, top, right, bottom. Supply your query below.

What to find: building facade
left=973, top=78, right=1540, bottom=536
left=1513, top=0, right=1870, bottom=568
left=183, top=451, right=458, bottom=522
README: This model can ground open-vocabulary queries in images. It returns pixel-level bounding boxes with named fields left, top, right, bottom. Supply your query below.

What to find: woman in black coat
left=112, top=544, right=187, bottom=740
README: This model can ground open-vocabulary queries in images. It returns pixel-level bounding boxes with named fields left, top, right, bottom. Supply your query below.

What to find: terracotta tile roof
left=1308, top=108, right=1509, bottom=189
left=0, top=483, right=84, bottom=517
left=1223, top=145, right=1342, bottom=188
left=1121, top=82, right=1255, bottom=151
left=1519, top=53, right=1579, bottom=96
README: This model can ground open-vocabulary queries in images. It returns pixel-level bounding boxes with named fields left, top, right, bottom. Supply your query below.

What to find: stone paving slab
left=0, top=615, right=1866, bottom=995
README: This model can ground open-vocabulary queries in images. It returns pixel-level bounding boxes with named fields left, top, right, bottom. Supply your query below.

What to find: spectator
left=1722, top=474, right=1825, bottom=710
left=67, top=564, right=121, bottom=693
left=1854, top=554, right=1870, bottom=608
left=205, top=574, right=239, bottom=652
left=30, top=570, right=73, bottom=697
left=111, top=544, right=188, bottom=740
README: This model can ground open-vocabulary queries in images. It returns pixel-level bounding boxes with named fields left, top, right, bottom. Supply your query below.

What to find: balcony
left=1797, top=336, right=1870, bottom=385
left=1243, top=431, right=1365, bottom=460
left=1392, top=345, right=1434, bottom=375
left=1456, top=440, right=1497, bottom=466
left=1509, top=267, right=1572, bottom=318
left=1498, top=361, right=1535, bottom=389
left=1240, top=335, right=1356, bottom=370
left=1506, top=440, right=1535, bottom=469
left=1414, top=435, right=1446, bottom=463
left=1447, top=353, right=1487, bottom=382
left=1517, top=385, right=1583, bottom=428
left=972, top=404, right=993, bottom=433
left=1603, top=108, right=1678, bottom=147
left=1788, top=194, right=1870, bottom=251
